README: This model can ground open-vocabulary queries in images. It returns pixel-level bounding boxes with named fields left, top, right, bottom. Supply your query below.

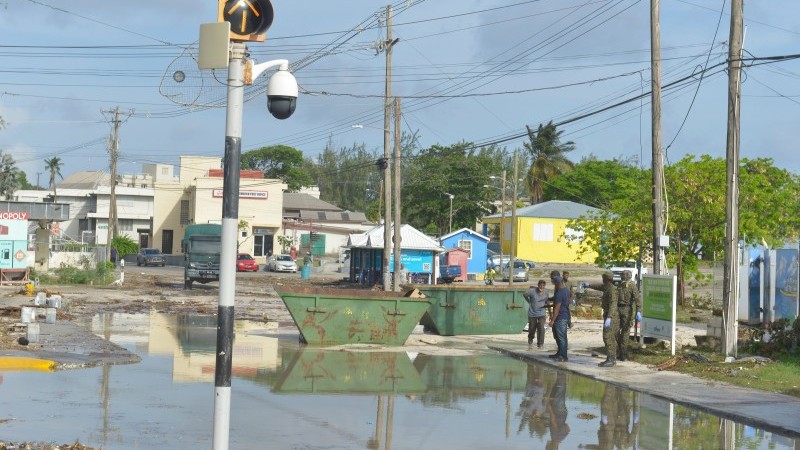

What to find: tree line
left=241, top=121, right=800, bottom=296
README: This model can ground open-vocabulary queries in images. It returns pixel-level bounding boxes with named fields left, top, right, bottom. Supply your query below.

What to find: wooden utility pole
left=723, top=0, right=744, bottom=359
left=102, top=106, right=124, bottom=264
left=381, top=4, right=396, bottom=291
left=651, top=0, right=665, bottom=275
left=508, top=152, right=518, bottom=287
left=392, top=97, right=402, bottom=291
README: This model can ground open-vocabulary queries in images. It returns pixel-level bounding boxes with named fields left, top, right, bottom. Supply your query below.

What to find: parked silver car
left=501, top=260, right=529, bottom=282
left=136, top=248, right=165, bottom=267
left=267, top=254, right=298, bottom=273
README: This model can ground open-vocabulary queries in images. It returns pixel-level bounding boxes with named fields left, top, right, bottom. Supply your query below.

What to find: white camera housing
left=267, top=69, right=298, bottom=120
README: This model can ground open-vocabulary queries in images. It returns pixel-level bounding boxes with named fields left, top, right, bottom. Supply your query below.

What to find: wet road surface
left=0, top=312, right=796, bottom=449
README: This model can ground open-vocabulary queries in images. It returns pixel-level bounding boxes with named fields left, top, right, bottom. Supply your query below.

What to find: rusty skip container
left=418, top=286, right=527, bottom=336
left=278, top=287, right=431, bottom=346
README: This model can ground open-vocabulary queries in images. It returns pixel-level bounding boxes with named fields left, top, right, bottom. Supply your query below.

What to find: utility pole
left=508, top=152, right=518, bottom=287
left=392, top=97, right=402, bottom=291
left=102, top=106, right=129, bottom=263
left=651, top=0, right=665, bottom=275
left=36, top=172, right=41, bottom=189
left=723, top=0, right=744, bottom=360
left=381, top=4, right=397, bottom=291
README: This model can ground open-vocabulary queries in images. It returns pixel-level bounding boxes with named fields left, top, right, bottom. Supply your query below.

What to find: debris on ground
left=0, top=442, right=98, bottom=450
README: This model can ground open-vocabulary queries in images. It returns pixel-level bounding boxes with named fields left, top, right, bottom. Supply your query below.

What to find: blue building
left=346, top=224, right=444, bottom=285
left=439, top=228, right=489, bottom=280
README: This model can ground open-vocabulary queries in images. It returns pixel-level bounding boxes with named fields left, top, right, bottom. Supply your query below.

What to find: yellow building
left=482, top=200, right=600, bottom=264
left=152, top=156, right=286, bottom=263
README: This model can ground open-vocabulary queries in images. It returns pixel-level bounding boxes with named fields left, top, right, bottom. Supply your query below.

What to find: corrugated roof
left=58, top=171, right=110, bottom=189
left=347, top=224, right=444, bottom=251
left=484, top=200, right=602, bottom=219
left=283, top=193, right=342, bottom=212
left=298, top=210, right=368, bottom=223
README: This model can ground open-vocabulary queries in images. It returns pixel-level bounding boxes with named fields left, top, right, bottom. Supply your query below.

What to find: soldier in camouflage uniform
left=599, top=271, right=618, bottom=367
left=616, top=270, right=642, bottom=361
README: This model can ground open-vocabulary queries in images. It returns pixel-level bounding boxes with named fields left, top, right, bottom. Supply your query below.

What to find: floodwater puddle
left=0, top=311, right=795, bottom=449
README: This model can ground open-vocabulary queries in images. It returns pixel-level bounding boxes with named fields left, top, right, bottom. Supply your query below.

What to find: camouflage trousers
left=616, top=305, right=634, bottom=357
left=602, top=316, right=618, bottom=360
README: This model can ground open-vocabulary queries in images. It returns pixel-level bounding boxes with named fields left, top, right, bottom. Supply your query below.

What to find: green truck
left=183, top=224, right=222, bottom=289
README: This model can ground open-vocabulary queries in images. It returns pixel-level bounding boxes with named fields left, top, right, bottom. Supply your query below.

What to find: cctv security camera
left=267, top=68, right=298, bottom=120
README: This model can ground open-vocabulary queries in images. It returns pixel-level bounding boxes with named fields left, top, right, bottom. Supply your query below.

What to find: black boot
left=598, top=358, right=616, bottom=367
left=618, top=352, right=626, bottom=362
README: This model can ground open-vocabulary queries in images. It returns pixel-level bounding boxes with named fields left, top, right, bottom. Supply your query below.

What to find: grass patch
left=624, top=344, right=800, bottom=398
left=36, top=265, right=118, bottom=286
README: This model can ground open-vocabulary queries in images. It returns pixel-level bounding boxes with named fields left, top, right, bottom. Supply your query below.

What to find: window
left=119, top=219, right=134, bottom=231
left=254, top=235, right=264, bottom=257
left=457, top=239, right=472, bottom=259
left=533, top=223, right=554, bottom=241
left=180, top=200, right=190, bottom=225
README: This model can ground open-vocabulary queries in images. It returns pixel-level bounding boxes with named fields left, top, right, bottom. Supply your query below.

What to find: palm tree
left=0, top=152, right=21, bottom=200
left=44, top=156, right=64, bottom=203
left=523, top=121, right=575, bottom=204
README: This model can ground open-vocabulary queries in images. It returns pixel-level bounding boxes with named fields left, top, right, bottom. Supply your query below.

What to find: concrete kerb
left=486, top=340, right=800, bottom=439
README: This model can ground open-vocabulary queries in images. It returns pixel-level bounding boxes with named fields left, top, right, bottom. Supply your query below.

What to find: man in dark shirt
left=547, top=270, right=571, bottom=362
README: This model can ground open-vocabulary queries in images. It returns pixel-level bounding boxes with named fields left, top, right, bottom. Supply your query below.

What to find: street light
left=444, top=192, right=454, bottom=233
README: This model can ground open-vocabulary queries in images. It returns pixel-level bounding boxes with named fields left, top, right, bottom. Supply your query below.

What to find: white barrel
left=45, top=308, right=57, bottom=324
left=27, top=323, right=40, bottom=343
left=48, top=295, right=62, bottom=308
left=21, top=306, right=35, bottom=323
left=34, top=292, right=46, bottom=306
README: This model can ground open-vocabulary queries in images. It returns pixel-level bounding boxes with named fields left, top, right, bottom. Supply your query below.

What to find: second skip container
left=417, top=286, right=527, bottom=336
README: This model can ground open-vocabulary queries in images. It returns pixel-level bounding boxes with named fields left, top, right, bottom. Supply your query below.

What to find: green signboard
left=641, top=275, right=677, bottom=355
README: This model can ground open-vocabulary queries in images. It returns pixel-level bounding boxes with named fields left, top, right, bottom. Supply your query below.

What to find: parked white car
left=267, top=254, right=298, bottom=273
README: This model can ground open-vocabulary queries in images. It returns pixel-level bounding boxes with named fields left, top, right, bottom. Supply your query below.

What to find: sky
left=1, top=0, right=799, bottom=186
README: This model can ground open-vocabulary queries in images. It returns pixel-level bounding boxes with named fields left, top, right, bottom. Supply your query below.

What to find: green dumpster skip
left=278, top=287, right=431, bottom=346
left=273, top=348, right=427, bottom=394
left=413, top=353, right=528, bottom=392
left=417, top=286, right=527, bottom=335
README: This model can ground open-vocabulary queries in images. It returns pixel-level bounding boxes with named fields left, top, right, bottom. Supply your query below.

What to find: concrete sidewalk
left=485, top=338, right=800, bottom=438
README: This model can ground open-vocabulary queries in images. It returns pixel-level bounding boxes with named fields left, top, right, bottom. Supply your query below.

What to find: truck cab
left=183, top=224, right=222, bottom=289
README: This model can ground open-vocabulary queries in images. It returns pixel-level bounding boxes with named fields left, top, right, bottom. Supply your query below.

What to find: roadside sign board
left=641, top=274, right=677, bottom=355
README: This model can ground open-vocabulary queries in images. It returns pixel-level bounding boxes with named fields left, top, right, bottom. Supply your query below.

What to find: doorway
left=162, top=230, right=173, bottom=255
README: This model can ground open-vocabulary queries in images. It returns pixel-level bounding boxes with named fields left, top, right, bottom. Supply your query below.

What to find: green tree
left=0, top=151, right=22, bottom=200
left=543, top=157, right=644, bottom=208
left=403, top=143, right=502, bottom=235
left=44, top=156, right=64, bottom=203
left=18, top=171, right=34, bottom=190
left=241, top=145, right=313, bottom=192
left=523, top=121, right=576, bottom=204
left=312, top=140, right=383, bottom=218
left=570, top=155, right=800, bottom=304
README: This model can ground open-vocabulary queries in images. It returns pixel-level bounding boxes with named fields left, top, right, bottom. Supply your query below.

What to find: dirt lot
left=0, top=263, right=718, bottom=353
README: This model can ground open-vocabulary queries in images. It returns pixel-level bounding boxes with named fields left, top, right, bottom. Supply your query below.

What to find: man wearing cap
left=599, top=271, right=619, bottom=367
left=547, top=270, right=571, bottom=362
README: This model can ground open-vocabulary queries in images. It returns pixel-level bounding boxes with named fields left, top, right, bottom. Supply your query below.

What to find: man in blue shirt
left=547, top=270, right=571, bottom=362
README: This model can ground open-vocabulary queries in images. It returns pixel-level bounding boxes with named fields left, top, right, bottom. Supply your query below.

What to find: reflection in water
left=0, top=312, right=793, bottom=450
